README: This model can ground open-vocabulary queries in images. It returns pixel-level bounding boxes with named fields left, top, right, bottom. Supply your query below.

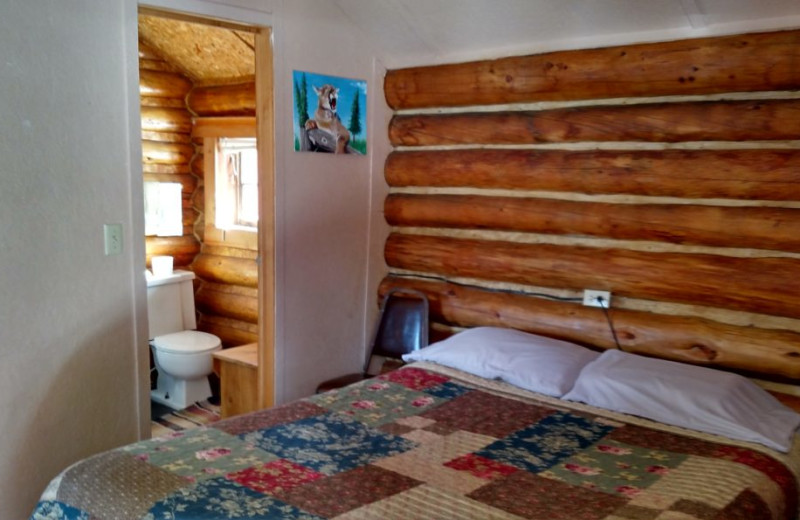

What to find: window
left=143, top=181, right=183, bottom=237
left=197, top=117, right=258, bottom=250
left=217, top=137, right=258, bottom=230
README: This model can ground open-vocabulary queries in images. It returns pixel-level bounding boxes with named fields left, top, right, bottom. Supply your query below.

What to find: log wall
left=188, top=83, right=258, bottom=349
left=140, top=40, right=258, bottom=349
left=382, top=29, right=800, bottom=381
left=140, top=41, right=200, bottom=268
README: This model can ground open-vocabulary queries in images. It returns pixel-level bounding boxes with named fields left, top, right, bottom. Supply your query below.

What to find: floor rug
left=150, top=399, right=221, bottom=437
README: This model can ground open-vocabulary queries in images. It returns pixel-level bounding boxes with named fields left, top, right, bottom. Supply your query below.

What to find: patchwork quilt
left=31, top=363, right=800, bottom=520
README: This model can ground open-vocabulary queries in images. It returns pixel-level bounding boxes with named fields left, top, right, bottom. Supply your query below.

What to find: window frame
left=218, top=137, right=258, bottom=229
left=195, top=117, right=258, bottom=251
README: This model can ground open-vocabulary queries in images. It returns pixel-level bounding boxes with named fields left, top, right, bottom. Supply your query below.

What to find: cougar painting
left=305, top=84, right=351, bottom=154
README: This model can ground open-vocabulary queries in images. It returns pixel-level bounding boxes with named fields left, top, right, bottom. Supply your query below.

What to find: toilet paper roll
left=151, top=255, right=174, bottom=278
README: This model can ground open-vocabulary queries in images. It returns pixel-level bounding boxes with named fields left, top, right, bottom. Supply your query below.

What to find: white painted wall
left=271, top=0, right=391, bottom=403
left=143, top=0, right=393, bottom=403
left=0, top=1, right=147, bottom=518
left=0, top=0, right=389, bottom=516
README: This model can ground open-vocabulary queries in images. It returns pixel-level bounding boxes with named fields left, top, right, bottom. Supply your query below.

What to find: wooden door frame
left=137, top=5, right=275, bottom=411
left=254, top=28, right=274, bottom=408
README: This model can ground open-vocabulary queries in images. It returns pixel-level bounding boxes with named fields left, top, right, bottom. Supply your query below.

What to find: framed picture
left=293, top=70, right=367, bottom=155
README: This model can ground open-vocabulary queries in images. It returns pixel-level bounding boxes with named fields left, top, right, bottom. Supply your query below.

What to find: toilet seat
left=152, top=330, right=221, bottom=354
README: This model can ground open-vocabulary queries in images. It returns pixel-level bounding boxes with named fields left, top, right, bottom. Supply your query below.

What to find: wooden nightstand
left=212, top=343, right=258, bottom=418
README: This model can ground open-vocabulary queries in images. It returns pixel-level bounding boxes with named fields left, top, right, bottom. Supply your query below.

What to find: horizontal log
left=385, top=194, right=800, bottom=253
left=145, top=235, right=200, bottom=266
left=198, top=315, right=258, bottom=349
left=187, top=82, right=255, bottom=117
left=192, top=117, right=257, bottom=138
left=143, top=173, right=197, bottom=194
left=140, top=106, right=192, bottom=133
left=138, top=41, right=162, bottom=61
left=385, top=29, right=800, bottom=109
left=385, top=233, right=800, bottom=319
left=192, top=253, right=258, bottom=287
left=385, top=149, right=800, bottom=201
left=140, top=97, right=186, bottom=109
left=201, top=244, right=259, bottom=260
left=139, top=59, right=176, bottom=73
left=142, top=140, right=194, bottom=165
left=378, top=277, right=800, bottom=380
left=140, top=69, right=192, bottom=99
left=389, top=98, right=800, bottom=146
left=142, top=163, right=191, bottom=175
left=196, top=282, right=258, bottom=324
left=141, top=130, right=192, bottom=144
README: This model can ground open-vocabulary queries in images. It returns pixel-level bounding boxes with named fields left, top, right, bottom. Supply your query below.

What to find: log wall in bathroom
left=382, top=29, right=800, bottom=381
left=139, top=41, right=200, bottom=268
left=188, top=81, right=259, bottom=349
left=139, top=40, right=258, bottom=349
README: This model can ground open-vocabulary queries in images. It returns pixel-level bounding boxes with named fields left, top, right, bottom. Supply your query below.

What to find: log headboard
left=381, top=29, right=800, bottom=383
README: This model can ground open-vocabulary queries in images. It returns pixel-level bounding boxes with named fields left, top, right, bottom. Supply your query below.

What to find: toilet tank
left=146, top=270, right=198, bottom=339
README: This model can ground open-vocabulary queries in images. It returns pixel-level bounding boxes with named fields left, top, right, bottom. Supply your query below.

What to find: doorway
left=137, top=6, right=274, bottom=429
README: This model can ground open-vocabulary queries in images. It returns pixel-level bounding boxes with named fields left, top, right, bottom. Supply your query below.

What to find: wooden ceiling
left=138, top=13, right=255, bottom=85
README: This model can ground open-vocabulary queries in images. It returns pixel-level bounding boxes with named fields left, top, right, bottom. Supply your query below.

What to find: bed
left=30, top=328, right=800, bottom=520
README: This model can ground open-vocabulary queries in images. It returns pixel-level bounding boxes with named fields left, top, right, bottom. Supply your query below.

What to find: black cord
left=390, top=272, right=584, bottom=303
left=596, top=296, right=622, bottom=350
left=391, top=272, right=622, bottom=350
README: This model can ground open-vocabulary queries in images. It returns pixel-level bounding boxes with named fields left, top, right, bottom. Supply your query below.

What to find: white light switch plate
left=104, top=223, right=123, bottom=256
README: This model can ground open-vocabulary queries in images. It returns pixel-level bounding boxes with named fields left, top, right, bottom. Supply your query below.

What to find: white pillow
left=402, top=326, right=600, bottom=397
left=563, top=349, right=800, bottom=452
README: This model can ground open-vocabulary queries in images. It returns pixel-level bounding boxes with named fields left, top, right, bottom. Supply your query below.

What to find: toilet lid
left=152, top=330, right=221, bottom=354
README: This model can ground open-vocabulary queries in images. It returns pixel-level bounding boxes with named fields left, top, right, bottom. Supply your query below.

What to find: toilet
left=146, top=269, right=221, bottom=410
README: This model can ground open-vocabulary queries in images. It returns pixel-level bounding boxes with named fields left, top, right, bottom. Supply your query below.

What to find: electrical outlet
left=583, top=289, right=611, bottom=308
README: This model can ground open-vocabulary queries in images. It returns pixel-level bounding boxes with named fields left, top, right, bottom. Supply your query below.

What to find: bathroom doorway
left=137, top=6, right=274, bottom=427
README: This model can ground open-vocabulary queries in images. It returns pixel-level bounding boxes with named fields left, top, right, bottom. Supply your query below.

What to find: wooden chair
left=316, top=288, right=429, bottom=393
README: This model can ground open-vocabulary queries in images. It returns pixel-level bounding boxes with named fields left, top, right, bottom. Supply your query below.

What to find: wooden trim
left=385, top=149, right=800, bottom=201
left=385, top=194, right=800, bottom=253
left=203, top=138, right=219, bottom=240
left=193, top=117, right=257, bottom=138
left=378, top=276, right=800, bottom=380
left=138, top=6, right=261, bottom=33
left=385, top=29, right=800, bottom=109
left=255, top=27, right=275, bottom=409
left=384, top=233, right=800, bottom=319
